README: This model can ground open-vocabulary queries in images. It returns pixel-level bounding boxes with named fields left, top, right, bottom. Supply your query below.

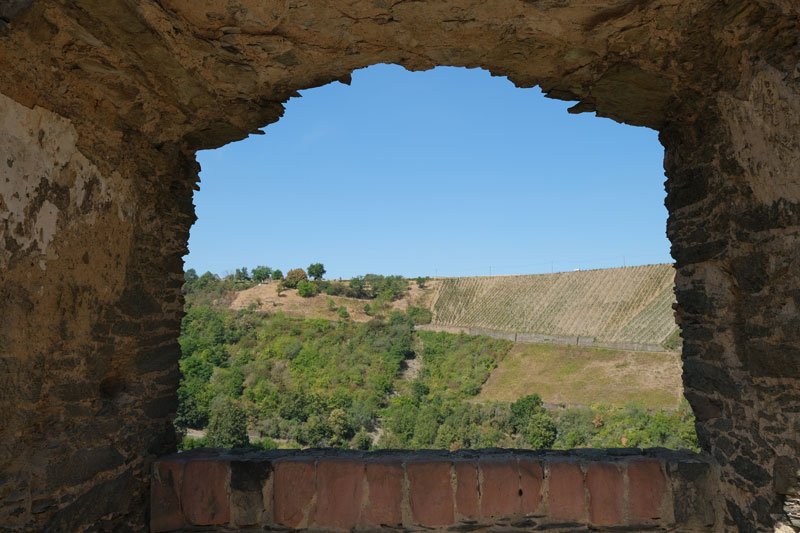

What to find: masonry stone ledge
left=150, top=448, right=719, bottom=532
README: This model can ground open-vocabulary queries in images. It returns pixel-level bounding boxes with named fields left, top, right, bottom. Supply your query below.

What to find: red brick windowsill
left=151, top=448, right=717, bottom=531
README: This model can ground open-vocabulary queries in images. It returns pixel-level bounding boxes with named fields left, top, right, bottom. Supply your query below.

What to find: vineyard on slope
left=431, top=264, right=678, bottom=346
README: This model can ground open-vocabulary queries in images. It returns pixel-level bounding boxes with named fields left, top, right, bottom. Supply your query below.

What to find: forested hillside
left=176, top=266, right=696, bottom=452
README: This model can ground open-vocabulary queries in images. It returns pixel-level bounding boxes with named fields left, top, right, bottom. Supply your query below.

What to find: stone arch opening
left=0, top=1, right=798, bottom=531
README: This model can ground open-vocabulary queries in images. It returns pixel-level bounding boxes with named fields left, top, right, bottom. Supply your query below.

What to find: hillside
left=177, top=303, right=694, bottom=451
left=179, top=266, right=694, bottom=452
left=230, top=278, right=437, bottom=321
left=429, top=264, right=677, bottom=347
left=228, top=265, right=679, bottom=350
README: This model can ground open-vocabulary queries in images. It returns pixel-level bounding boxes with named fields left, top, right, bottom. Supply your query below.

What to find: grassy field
left=477, top=342, right=683, bottom=410
left=431, top=264, right=677, bottom=346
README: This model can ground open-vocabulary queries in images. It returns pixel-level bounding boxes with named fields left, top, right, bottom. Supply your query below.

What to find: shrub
left=323, top=281, right=347, bottom=296
left=297, top=280, right=319, bottom=298
left=283, top=268, right=307, bottom=289
left=521, top=412, right=558, bottom=449
left=338, top=306, right=350, bottom=320
left=407, top=306, right=433, bottom=325
left=663, top=328, right=683, bottom=351
left=252, top=436, right=278, bottom=450
left=415, top=276, right=430, bottom=288
left=179, top=435, right=208, bottom=451
left=345, top=275, right=408, bottom=300
left=347, top=277, right=368, bottom=298
left=350, top=428, right=373, bottom=450
left=271, top=269, right=283, bottom=280
left=365, top=274, right=408, bottom=300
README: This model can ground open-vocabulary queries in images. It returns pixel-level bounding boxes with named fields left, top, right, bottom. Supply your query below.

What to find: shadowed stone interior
left=0, top=1, right=798, bottom=530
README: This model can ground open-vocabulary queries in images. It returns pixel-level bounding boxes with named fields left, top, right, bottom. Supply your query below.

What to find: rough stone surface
left=0, top=0, right=798, bottom=530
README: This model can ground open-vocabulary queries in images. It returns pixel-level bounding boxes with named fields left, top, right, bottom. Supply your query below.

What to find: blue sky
left=186, top=64, right=670, bottom=279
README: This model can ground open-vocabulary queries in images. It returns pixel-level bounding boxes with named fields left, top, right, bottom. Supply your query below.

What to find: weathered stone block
left=273, top=459, right=315, bottom=528
left=407, top=460, right=454, bottom=526
left=587, top=462, right=623, bottom=526
left=181, top=460, right=230, bottom=526
left=480, top=457, right=520, bottom=518
left=364, top=461, right=404, bottom=527
left=230, top=460, right=271, bottom=527
left=313, top=459, right=365, bottom=529
left=519, top=458, right=544, bottom=514
left=627, top=459, right=667, bottom=523
left=547, top=460, right=586, bottom=523
left=150, top=460, right=185, bottom=532
left=454, top=461, right=480, bottom=520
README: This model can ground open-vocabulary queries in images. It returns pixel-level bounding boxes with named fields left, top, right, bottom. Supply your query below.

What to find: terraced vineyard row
left=431, top=264, right=678, bottom=346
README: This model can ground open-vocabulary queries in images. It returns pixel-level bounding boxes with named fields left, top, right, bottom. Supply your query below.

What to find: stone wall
left=0, top=92, right=196, bottom=529
left=151, top=449, right=717, bottom=532
left=665, top=63, right=800, bottom=530
left=0, top=0, right=798, bottom=530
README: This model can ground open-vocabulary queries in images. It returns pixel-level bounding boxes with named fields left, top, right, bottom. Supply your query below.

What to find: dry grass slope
left=431, top=264, right=677, bottom=345
left=477, top=343, right=683, bottom=409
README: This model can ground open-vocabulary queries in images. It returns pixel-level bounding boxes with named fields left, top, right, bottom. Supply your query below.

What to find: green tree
left=251, top=265, right=273, bottom=283
left=284, top=268, right=307, bottom=289
left=300, top=414, right=333, bottom=446
left=234, top=267, right=250, bottom=281
left=328, top=408, right=352, bottom=447
left=307, top=263, right=326, bottom=281
left=184, top=268, right=199, bottom=292
left=271, top=269, right=283, bottom=280
left=510, top=394, right=545, bottom=431
left=206, top=397, right=249, bottom=448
